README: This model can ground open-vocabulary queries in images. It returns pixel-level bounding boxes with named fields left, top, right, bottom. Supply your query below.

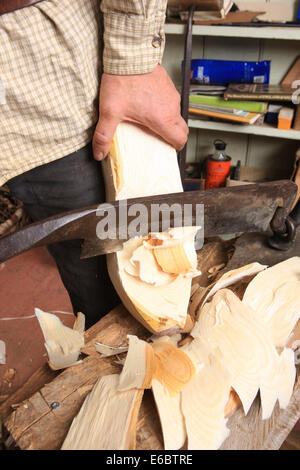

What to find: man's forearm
left=92, top=1, right=188, bottom=160
left=101, top=0, right=167, bottom=75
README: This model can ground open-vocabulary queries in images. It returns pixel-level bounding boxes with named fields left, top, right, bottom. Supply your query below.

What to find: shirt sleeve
left=100, top=0, right=167, bottom=75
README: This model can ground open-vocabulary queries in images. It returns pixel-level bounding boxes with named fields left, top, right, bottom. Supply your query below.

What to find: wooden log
left=3, top=353, right=164, bottom=450
left=3, top=353, right=299, bottom=450
left=4, top=356, right=121, bottom=450
left=81, top=304, right=148, bottom=357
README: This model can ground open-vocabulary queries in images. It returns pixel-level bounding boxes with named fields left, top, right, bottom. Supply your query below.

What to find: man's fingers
left=147, top=115, right=189, bottom=151
left=92, top=114, right=120, bottom=161
left=174, top=119, right=189, bottom=150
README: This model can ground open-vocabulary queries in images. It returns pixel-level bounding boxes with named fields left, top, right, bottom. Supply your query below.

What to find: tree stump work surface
left=1, top=234, right=299, bottom=450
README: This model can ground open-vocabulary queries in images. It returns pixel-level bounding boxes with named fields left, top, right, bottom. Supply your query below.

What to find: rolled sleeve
left=101, top=0, right=167, bottom=75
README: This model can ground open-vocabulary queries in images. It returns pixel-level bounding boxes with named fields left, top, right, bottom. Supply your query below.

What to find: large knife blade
left=0, top=180, right=297, bottom=263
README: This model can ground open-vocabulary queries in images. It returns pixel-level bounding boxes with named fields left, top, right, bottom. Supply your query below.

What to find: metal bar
left=178, top=5, right=195, bottom=182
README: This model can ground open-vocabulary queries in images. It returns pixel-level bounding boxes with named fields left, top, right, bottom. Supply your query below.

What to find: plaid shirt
left=0, top=0, right=166, bottom=186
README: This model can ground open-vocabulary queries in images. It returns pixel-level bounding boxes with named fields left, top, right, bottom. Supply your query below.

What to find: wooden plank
left=82, top=304, right=147, bottom=357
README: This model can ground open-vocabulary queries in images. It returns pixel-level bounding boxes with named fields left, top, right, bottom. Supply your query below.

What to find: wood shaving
left=0, top=340, right=6, bottom=364
left=94, top=342, right=128, bottom=357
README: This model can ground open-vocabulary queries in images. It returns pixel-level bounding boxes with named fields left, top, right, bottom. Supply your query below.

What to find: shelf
left=188, top=118, right=300, bottom=140
left=165, top=23, right=300, bottom=40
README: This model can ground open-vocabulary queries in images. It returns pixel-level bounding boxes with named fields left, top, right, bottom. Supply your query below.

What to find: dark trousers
left=6, top=143, right=120, bottom=329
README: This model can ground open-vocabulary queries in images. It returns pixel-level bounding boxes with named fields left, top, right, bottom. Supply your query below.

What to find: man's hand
left=92, top=64, right=188, bottom=160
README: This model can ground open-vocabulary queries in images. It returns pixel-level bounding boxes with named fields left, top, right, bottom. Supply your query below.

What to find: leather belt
left=0, top=0, right=43, bottom=16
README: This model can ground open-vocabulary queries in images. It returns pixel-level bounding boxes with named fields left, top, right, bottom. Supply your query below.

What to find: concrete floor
left=0, top=246, right=74, bottom=399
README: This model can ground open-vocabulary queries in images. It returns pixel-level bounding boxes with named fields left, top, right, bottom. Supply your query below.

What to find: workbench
left=1, top=231, right=299, bottom=450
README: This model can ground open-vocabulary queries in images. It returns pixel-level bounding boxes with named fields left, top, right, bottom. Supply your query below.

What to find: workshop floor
left=0, top=246, right=74, bottom=399
left=0, top=245, right=299, bottom=449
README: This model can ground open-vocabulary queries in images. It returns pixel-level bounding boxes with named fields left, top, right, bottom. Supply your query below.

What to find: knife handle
left=0, top=207, right=95, bottom=263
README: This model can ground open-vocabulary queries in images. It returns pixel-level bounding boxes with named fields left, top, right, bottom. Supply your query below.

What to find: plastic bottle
left=205, top=139, right=231, bottom=189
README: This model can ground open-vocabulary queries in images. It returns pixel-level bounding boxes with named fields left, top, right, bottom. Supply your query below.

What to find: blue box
left=187, top=59, right=271, bottom=86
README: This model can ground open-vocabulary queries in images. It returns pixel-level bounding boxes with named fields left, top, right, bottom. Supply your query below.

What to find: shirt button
left=152, top=35, right=162, bottom=48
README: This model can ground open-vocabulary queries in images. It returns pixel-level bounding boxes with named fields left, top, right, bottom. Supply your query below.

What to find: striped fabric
left=0, top=0, right=166, bottom=186
left=102, top=0, right=167, bottom=74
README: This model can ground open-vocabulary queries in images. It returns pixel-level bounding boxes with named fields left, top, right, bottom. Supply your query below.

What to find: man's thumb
left=92, top=114, right=119, bottom=161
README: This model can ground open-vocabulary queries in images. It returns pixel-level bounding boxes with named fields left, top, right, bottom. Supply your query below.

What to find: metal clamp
left=268, top=208, right=296, bottom=251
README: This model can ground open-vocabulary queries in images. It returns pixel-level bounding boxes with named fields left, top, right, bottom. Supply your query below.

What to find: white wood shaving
left=0, top=340, right=6, bottom=364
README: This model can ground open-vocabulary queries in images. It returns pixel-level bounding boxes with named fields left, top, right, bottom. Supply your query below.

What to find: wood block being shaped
left=101, top=123, right=200, bottom=335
